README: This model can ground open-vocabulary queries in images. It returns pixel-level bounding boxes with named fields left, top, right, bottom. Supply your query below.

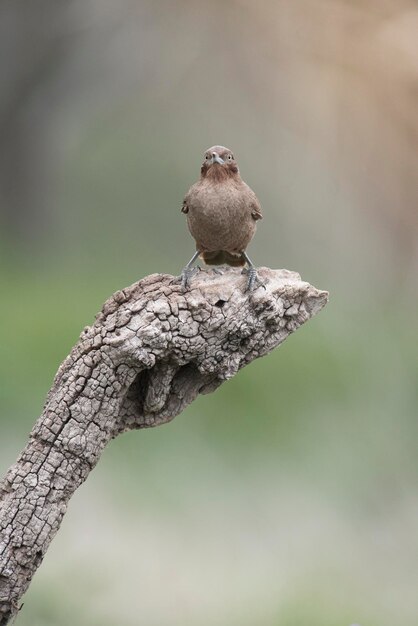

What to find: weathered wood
left=0, top=268, right=328, bottom=624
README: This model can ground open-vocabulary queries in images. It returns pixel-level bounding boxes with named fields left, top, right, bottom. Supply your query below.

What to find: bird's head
left=200, top=146, right=239, bottom=180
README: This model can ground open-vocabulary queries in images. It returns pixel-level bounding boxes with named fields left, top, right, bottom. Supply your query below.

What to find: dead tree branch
left=0, top=268, right=328, bottom=624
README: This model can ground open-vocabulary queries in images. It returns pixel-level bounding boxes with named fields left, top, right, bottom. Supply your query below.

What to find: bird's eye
left=205, top=154, right=210, bottom=160
left=228, top=154, right=234, bottom=160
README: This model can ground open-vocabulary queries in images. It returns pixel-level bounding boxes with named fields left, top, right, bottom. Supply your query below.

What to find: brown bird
left=181, top=145, right=263, bottom=290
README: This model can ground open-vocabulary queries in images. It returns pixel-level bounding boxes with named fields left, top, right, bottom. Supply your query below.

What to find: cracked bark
left=0, top=268, right=328, bottom=624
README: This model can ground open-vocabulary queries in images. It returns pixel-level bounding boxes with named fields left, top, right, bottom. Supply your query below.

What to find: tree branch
left=0, top=268, right=328, bottom=624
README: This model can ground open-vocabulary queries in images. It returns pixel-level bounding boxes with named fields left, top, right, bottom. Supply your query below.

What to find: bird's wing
left=251, top=203, right=263, bottom=220
left=250, top=193, right=263, bottom=221
left=243, top=182, right=262, bottom=221
left=182, top=184, right=198, bottom=214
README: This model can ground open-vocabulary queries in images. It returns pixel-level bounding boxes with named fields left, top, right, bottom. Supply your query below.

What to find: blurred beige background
left=1, top=1, right=417, bottom=625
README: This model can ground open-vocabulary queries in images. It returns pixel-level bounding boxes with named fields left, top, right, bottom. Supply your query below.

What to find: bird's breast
left=186, top=182, right=256, bottom=253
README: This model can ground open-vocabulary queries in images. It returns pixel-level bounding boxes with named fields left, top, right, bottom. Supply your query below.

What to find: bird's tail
left=201, top=251, right=245, bottom=267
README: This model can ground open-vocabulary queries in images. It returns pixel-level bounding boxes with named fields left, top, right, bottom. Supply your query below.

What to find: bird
left=180, top=145, right=263, bottom=290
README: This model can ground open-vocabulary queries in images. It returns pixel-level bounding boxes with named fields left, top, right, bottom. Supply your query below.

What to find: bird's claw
left=242, top=267, right=260, bottom=292
left=180, top=265, right=199, bottom=289
left=246, top=268, right=258, bottom=291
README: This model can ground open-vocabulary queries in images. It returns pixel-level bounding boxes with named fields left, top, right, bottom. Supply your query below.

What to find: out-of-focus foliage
left=0, top=1, right=417, bottom=624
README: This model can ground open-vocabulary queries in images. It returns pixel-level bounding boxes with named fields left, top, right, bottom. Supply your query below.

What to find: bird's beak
left=211, top=152, right=225, bottom=165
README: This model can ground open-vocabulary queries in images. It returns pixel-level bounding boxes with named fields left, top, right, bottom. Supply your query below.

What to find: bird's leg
left=242, top=252, right=259, bottom=291
left=180, top=251, right=200, bottom=288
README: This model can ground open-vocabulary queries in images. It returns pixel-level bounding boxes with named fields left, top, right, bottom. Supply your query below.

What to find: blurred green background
left=1, top=1, right=417, bottom=624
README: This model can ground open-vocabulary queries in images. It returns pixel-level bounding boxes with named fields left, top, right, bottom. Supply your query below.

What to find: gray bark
left=0, top=268, right=328, bottom=624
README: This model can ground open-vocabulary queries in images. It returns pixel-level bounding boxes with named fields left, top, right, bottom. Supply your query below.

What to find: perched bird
left=180, top=145, right=263, bottom=290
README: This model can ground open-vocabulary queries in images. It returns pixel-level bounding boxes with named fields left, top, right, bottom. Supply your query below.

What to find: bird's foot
left=242, top=267, right=261, bottom=292
left=180, top=265, right=199, bottom=289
